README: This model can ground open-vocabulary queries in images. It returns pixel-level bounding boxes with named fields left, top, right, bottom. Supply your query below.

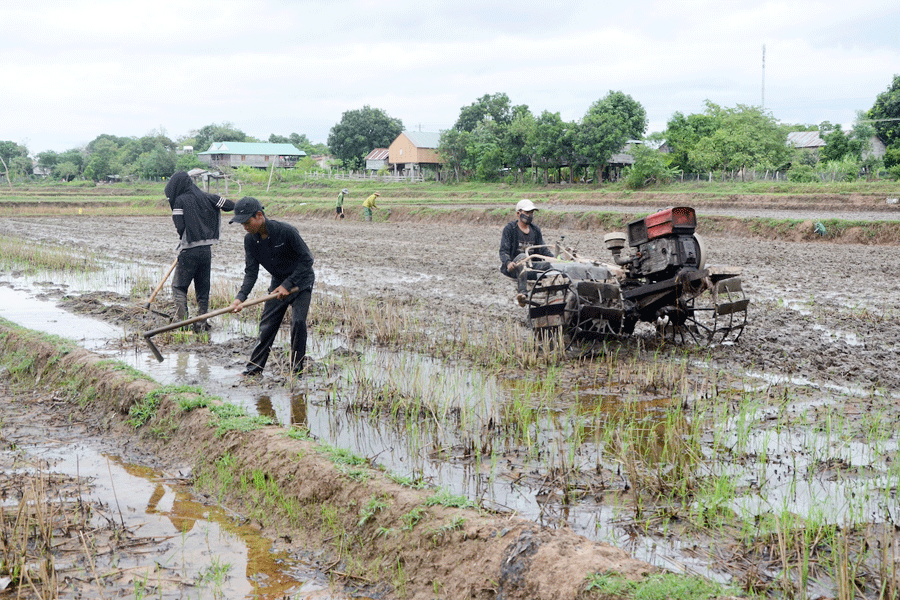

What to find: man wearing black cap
left=228, top=197, right=315, bottom=378
left=164, top=171, right=235, bottom=329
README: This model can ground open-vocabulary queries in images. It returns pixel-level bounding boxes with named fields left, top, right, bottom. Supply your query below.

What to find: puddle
left=6, top=439, right=352, bottom=599
left=0, top=283, right=123, bottom=350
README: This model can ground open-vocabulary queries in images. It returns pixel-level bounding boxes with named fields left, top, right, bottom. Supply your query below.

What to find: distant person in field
left=362, top=191, right=380, bottom=221
left=229, top=197, right=315, bottom=379
left=336, top=188, right=348, bottom=220
left=499, top=198, right=553, bottom=306
left=164, top=171, right=235, bottom=329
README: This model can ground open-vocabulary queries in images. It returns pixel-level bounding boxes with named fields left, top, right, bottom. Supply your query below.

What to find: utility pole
left=761, top=44, right=766, bottom=110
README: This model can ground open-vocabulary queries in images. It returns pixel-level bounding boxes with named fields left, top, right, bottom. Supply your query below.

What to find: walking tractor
left=521, top=207, right=748, bottom=347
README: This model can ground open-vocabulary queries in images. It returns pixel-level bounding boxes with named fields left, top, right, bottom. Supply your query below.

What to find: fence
left=304, top=170, right=425, bottom=183
left=677, top=168, right=889, bottom=183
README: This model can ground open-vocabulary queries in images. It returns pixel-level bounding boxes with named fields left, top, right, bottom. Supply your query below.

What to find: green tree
left=36, top=150, right=61, bottom=171
left=55, top=162, right=80, bottom=182
left=501, top=109, right=536, bottom=182
left=883, top=145, right=900, bottom=169
left=136, top=143, right=177, bottom=178
left=58, top=149, right=86, bottom=178
left=0, top=141, right=32, bottom=178
left=577, top=91, right=647, bottom=182
left=117, top=133, right=176, bottom=170
left=193, top=122, right=248, bottom=154
left=454, top=93, right=518, bottom=132
left=623, top=144, right=678, bottom=189
left=268, top=133, right=327, bottom=155
left=437, top=128, right=471, bottom=182
left=327, top=106, right=403, bottom=170
left=689, top=103, right=789, bottom=175
left=86, top=134, right=130, bottom=154
left=529, top=111, right=568, bottom=184
left=663, top=110, right=722, bottom=173
left=175, top=152, right=203, bottom=172
left=867, top=74, right=900, bottom=147
left=83, top=138, right=120, bottom=181
left=466, top=121, right=504, bottom=181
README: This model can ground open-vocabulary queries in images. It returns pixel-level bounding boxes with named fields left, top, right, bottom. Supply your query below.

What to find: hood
left=164, top=171, right=193, bottom=207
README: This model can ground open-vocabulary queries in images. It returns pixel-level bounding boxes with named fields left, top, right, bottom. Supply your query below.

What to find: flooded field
left=1, top=208, right=900, bottom=599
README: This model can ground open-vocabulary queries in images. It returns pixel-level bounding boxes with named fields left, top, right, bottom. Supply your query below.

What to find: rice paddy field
left=1, top=179, right=899, bottom=599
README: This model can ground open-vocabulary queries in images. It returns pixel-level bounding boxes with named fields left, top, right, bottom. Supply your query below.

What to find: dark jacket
left=499, top=220, right=553, bottom=276
left=237, top=218, right=315, bottom=301
left=165, top=171, right=235, bottom=249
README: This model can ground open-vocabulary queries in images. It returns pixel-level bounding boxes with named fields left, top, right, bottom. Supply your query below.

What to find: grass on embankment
left=1, top=179, right=898, bottom=244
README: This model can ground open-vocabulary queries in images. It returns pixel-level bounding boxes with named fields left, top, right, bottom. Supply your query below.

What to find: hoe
left=142, top=257, right=178, bottom=319
left=142, top=287, right=298, bottom=362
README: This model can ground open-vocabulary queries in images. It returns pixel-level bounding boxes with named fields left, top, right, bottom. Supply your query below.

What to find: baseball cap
left=516, top=199, right=537, bottom=212
left=229, top=197, right=263, bottom=224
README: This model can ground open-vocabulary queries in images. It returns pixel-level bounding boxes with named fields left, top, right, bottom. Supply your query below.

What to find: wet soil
left=1, top=202, right=899, bottom=599
left=3, top=209, right=899, bottom=396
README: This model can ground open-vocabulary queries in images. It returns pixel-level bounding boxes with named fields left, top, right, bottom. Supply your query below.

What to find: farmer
left=228, top=197, right=315, bottom=378
left=164, top=170, right=235, bottom=330
left=499, top=198, right=554, bottom=306
left=362, top=191, right=380, bottom=221
left=336, top=188, right=348, bottom=220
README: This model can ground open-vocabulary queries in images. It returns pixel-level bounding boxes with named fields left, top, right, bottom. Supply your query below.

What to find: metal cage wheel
left=526, top=269, right=572, bottom=347
left=668, top=275, right=748, bottom=345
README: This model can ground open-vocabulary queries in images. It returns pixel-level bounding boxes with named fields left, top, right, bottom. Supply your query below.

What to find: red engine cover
left=627, top=207, right=697, bottom=246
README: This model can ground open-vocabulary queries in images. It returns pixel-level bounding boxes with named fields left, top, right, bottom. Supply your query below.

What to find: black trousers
left=172, top=245, right=212, bottom=320
left=245, top=287, right=312, bottom=374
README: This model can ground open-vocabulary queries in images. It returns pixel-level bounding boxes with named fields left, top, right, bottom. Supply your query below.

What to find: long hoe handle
left=142, top=287, right=299, bottom=362
left=145, top=258, right=179, bottom=308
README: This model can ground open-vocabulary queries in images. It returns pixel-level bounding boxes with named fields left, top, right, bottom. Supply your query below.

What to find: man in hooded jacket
left=164, top=171, right=235, bottom=328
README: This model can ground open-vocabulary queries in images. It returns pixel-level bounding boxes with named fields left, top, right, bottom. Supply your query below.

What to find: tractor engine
left=525, top=205, right=746, bottom=346
left=605, top=207, right=705, bottom=282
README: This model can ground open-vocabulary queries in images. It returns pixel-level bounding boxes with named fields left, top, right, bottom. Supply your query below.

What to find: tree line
left=280, top=75, right=900, bottom=187
left=4, top=74, right=900, bottom=186
left=0, top=123, right=328, bottom=183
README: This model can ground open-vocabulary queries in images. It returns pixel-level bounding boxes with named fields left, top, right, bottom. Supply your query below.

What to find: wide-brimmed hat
left=229, top=197, right=263, bottom=224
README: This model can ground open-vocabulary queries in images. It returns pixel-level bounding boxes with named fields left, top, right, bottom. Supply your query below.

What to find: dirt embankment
left=0, top=326, right=657, bottom=600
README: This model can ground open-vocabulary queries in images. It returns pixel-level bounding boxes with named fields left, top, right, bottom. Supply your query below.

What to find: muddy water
left=6, top=440, right=340, bottom=599
left=0, top=281, right=372, bottom=599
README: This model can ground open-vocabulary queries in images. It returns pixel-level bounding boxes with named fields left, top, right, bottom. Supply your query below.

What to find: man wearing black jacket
left=229, top=197, right=315, bottom=378
left=164, top=171, right=235, bottom=328
left=499, top=198, right=554, bottom=305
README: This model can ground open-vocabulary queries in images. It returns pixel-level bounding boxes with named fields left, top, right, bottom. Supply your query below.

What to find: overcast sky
left=3, top=0, right=898, bottom=155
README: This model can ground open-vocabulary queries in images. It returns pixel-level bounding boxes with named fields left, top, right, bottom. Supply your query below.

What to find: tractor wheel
left=667, top=274, right=748, bottom=345
left=526, top=269, right=572, bottom=348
